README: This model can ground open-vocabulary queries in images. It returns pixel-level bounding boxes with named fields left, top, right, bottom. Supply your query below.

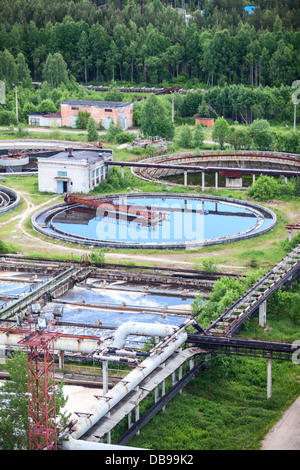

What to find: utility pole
left=12, top=84, right=18, bottom=121
left=172, top=92, right=174, bottom=122
left=291, top=80, right=300, bottom=132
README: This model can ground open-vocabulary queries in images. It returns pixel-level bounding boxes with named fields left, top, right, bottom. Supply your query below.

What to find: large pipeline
left=112, top=321, right=176, bottom=349
left=0, top=331, right=100, bottom=355
left=60, top=327, right=189, bottom=449
left=0, top=320, right=191, bottom=450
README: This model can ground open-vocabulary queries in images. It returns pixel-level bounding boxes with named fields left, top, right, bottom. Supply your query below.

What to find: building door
left=57, top=180, right=68, bottom=194
left=71, top=116, right=77, bottom=128
left=57, top=181, right=64, bottom=194
left=104, top=118, right=112, bottom=129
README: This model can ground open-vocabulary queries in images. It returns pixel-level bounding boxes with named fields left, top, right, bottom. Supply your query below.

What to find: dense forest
left=0, top=0, right=299, bottom=86
left=0, top=0, right=299, bottom=130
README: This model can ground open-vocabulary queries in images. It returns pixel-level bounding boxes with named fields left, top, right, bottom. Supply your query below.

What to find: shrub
left=177, top=124, right=194, bottom=148
left=0, top=110, right=17, bottom=126
left=114, top=132, right=135, bottom=144
left=247, top=175, right=279, bottom=201
left=247, top=175, right=299, bottom=201
left=106, top=121, right=123, bottom=142
left=249, top=119, right=274, bottom=150
left=0, top=240, right=9, bottom=254
left=76, top=110, right=90, bottom=129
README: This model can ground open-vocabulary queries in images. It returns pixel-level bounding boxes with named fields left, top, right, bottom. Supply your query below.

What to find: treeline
left=0, top=0, right=299, bottom=87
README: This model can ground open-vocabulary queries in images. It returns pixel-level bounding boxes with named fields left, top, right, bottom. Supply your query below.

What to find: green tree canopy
left=140, top=94, right=174, bottom=140
left=194, top=123, right=205, bottom=149
left=42, top=52, right=68, bottom=88
left=212, top=116, right=230, bottom=148
left=178, top=124, right=193, bottom=148
left=249, top=119, right=274, bottom=150
left=87, top=117, right=98, bottom=141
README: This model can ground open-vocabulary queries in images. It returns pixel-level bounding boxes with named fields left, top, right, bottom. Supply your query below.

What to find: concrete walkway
left=261, top=395, right=300, bottom=450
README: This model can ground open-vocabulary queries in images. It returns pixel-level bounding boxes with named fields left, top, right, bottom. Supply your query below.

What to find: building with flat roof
left=38, top=148, right=113, bottom=194
left=28, top=112, right=61, bottom=127
left=61, top=100, right=133, bottom=130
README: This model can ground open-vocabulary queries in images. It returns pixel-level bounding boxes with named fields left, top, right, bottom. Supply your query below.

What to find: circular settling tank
left=32, top=193, right=276, bottom=249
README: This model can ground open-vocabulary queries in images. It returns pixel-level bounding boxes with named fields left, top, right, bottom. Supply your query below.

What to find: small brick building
left=195, top=117, right=214, bottom=127
left=61, top=100, right=133, bottom=130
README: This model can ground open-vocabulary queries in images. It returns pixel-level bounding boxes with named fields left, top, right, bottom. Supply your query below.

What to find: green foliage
left=87, top=117, right=98, bottom=141
left=177, top=124, right=193, bottom=149
left=247, top=175, right=279, bottom=201
left=0, top=239, right=10, bottom=254
left=267, top=286, right=300, bottom=325
left=192, top=270, right=267, bottom=329
left=90, top=249, right=105, bottom=265
left=201, top=258, right=219, bottom=272
left=249, top=119, right=274, bottom=150
left=42, top=53, right=68, bottom=88
left=0, top=1, right=300, bottom=91
left=212, top=117, right=230, bottom=148
left=37, top=98, right=57, bottom=114
left=0, top=351, right=69, bottom=450
left=140, top=94, right=175, bottom=141
left=0, top=110, right=17, bottom=126
left=114, top=132, right=135, bottom=144
left=105, top=82, right=123, bottom=102
left=247, top=175, right=300, bottom=201
left=106, top=120, right=123, bottom=142
left=274, top=130, right=300, bottom=154
left=228, top=127, right=252, bottom=150
left=193, top=123, right=205, bottom=149
left=76, top=110, right=90, bottom=129
left=130, top=353, right=300, bottom=450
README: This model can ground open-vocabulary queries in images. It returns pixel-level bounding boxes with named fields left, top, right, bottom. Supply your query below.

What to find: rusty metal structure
left=18, top=321, right=60, bottom=450
left=113, top=150, right=300, bottom=185
left=0, top=246, right=299, bottom=448
left=65, top=194, right=166, bottom=225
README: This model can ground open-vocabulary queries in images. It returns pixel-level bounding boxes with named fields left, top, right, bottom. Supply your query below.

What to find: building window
left=58, top=171, right=67, bottom=177
left=71, top=107, right=79, bottom=110
left=30, top=118, right=40, bottom=126
left=104, top=109, right=112, bottom=112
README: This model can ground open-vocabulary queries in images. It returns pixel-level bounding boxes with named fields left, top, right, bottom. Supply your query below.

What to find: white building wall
left=38, top=159, right=90, bottom=193
left=28, top=115, right=61, bottom=127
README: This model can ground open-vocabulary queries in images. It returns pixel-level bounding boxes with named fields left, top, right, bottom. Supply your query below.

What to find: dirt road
left=261, top=395, right=300, bottom=450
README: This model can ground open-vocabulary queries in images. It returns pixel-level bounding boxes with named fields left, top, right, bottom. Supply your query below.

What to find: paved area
left=261, top=395, right=300, bottom=450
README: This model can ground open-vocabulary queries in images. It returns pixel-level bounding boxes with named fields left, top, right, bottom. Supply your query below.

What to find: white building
left=28, top=112, right=61, bottom=127
left=38, top=148, right=113, bottom=194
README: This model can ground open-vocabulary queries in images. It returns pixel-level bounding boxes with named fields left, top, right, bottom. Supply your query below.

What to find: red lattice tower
left=19, top=325, right=60, bottom=450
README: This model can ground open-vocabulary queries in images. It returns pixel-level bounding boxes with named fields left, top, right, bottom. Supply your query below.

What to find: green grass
left=119, top=354, right=300, bottom=450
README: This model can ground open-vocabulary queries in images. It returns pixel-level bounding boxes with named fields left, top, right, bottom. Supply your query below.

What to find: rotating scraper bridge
left=110, top=150, right=300, bottom=189
left=1, top=144, right=299, bottom=188
left=0, top=247, right=299, bottom=450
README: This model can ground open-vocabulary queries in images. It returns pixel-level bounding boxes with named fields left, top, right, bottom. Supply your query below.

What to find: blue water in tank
left=51, top=196, right=272, bottom=244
